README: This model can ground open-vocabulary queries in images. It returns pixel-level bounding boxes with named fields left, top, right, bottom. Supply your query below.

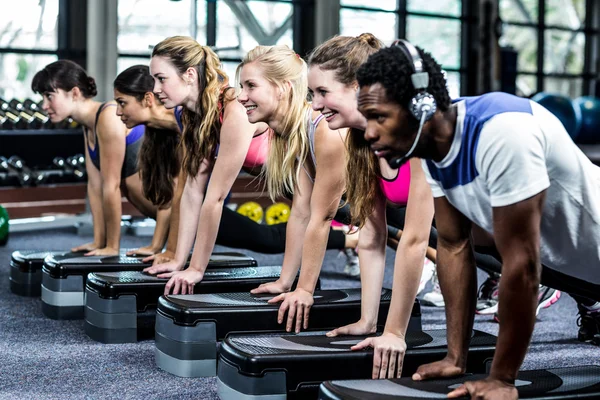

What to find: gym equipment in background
left=217, top=329, right=496, bottom=400
left=0, top=205, right=8, bottom=246
left=573, top=96, right=600, bottom=144
left=41, top=251, right=257, bottom=320
left=265, top=202, right=291, bottom=225
left=318, top=365, right=600, bottom=400
left=236, top=201, right=264, bottom=223
left=84, top=265, right=308, bottom=344
left=154, top=289, right=421, bottom=378
left=531, top=92, right=582, bottom=141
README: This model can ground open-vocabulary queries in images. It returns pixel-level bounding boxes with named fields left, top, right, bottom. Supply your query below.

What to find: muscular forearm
left=102, top=186, right=122, bottom=250
left=297, top=219, right=332, bottom=293
left=279, top=213, right=310, bottom=287
left=437, top=243, right=477, bottom=367
left=384, top=239, right=428, bottom=337
left=489, top=262, right=540, bottom=382
left=150, top=207, right=171, bottom=251
left=173, top=188, right=203, bottom=265
left=88, top=183, right=106, bottom=246
left=188, top=200, right=223, bottom=273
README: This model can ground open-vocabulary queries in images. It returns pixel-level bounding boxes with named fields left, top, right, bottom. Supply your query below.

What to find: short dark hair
left=356, top=45, right=451, bottom=112
left=31, top=60, right=97, bottom=98
left=113, top=65, right=155, bottom=101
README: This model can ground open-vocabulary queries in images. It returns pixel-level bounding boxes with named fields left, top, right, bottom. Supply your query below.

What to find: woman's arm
left=164, top=100, right=256, bottom=294
left=384, top=159, right=435, bottom=335
left=251, top=164, right=314, bottom=294
left=353, top=158, right=435, bottom=379
left=72, top=138, right=106, bottom=253
left=86, top=107, right=128, bottom=256
left=271, top=115, right=347, bottom=332
left=327, top=191, right=388, bottom=336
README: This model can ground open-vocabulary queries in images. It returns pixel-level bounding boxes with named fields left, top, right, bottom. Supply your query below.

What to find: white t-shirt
left=423, top=92, right=600, bottom=284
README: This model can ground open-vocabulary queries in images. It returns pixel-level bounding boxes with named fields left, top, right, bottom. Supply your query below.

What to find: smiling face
left=357, top=82, right=417, bottom=167
left=40, top=88, right=76, bottom=122
left=149, top=56, right=190, bottom=109
left=113, top=89, right=152, bottom=128
left=237, top=62, right=282, bottom=124
left=308, top=66, right=363, bottom=130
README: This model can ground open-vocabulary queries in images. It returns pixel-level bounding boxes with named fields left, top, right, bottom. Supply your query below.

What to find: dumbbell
left=5, top=156, right=32, bottom=186
left=54, top=156, right=84, bottom=180
left=66, top=156, right=86, bottom=179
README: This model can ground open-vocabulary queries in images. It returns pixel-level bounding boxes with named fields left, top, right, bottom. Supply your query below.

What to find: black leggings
left=385, top=206, right=504, bottom=276
left=473, top=245, right=600, bottom=304
left=215, top=207, right=346, bottom=254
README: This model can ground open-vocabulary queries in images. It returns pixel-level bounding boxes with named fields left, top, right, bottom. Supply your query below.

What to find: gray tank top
left=84, top=103, right=143, bottom=179
left=304, top=109, right=325, bottom=183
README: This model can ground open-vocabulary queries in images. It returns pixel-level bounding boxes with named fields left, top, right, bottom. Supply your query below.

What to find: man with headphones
left=355, top=41, right=600, bottom=399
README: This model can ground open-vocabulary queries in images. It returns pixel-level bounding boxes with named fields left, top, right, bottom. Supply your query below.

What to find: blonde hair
left=236, top=45, right=311, bottom=200
left=152, top=36, right=229, bottom=177
left=309, top=33, right=383, bottom=227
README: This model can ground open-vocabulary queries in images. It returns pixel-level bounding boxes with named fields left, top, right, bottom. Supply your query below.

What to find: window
left=117, top=0, right=292, bottom=83
left=340, top=0, right=464, bottom=96
left=499, top=0, right=594, bottom=97
left=0, top=0, right=59, bottom=101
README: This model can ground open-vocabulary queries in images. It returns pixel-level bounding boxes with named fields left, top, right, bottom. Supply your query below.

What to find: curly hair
left=356, top=45, right=450, bottom=112
left=152, top=36, right=228, bottom=178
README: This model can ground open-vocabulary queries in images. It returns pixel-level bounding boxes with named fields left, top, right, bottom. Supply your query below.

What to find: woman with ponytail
left=113, top=64, right=358, bottom=267
left=32, top=60, right=163, bottom=256
left=237, top=45, right=349, bottom=333
left=307, top=34, right=509, bottom=379
left=306, top=33, right=436, bottom=379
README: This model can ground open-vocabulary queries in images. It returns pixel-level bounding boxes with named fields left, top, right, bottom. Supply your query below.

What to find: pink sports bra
left=378, top=161, right=411, bottom=206
left=218, top=87, right=271, bottom=168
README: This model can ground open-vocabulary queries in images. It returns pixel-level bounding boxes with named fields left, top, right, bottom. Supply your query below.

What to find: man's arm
left=489, top=191, right=545, bottom=382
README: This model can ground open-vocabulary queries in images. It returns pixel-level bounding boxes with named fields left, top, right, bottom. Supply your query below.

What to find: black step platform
left=10, top=250, right=76, bottom=296
left=217, top=329, right=496, bottom=400
left=9, top=248, right=166, bottom=297
left=84, top=265, right=305, bottom=344
left=319, top=365, right=600, bottom=400
left=154, top=289, right=421, bottom=378
left=41, top=251, right=256, bottom=320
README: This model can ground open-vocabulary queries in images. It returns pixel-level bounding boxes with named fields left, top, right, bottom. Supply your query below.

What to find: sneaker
left=475, top=273, right=500, bottom=315
left=342, top=248, right=360, bottom=277
left=577, top=302, right=600, bottom=342
left=493, top=285, right=561, bottom=322
left=418, top=258, right=436, bottom=295
left=422, top=270, right=445, bottom=307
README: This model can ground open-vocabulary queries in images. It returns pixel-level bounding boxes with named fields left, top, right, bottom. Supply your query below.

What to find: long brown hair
left=236, top=45, right=310, bottom=200
left=308, top=33, right=383, bottom=227
left=114, top=65, right=181, bottom=207
left=152, top=36, right=228, bottom=177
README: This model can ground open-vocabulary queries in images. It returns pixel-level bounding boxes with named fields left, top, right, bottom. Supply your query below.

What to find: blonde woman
left=237, top=45, right=348, bottom=333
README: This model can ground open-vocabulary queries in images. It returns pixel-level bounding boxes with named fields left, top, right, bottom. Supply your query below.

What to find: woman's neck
left=70, top=99, right=102, bottom=129
left=269, top=101, right=298, bottom=134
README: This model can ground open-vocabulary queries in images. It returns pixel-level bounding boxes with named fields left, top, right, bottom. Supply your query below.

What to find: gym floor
left=0, top=229, right=597, bottom=400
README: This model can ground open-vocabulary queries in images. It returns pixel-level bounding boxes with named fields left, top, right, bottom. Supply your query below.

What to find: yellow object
left=237, top=201, right=264, bottom=223
left=265, top=202, right=291, bottom=225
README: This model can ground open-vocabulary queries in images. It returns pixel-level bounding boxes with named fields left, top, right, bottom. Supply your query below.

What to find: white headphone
left=392, top=39, right=437, bottom=122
